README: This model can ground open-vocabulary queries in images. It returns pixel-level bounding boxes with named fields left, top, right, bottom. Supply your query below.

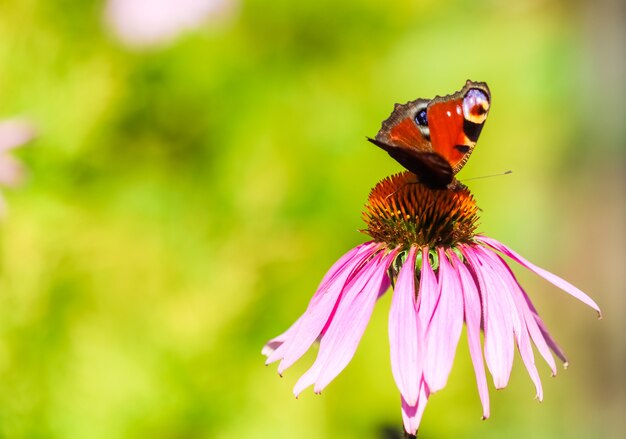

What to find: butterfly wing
left=375, top=97, right=432, bottom=152
left=367, top=137, right=453, bottom=189
left=427, top=80, right=490, bottom=174
left=373, top=97, right=453, bottom=188
left=371, top=80, right=491, bottom=187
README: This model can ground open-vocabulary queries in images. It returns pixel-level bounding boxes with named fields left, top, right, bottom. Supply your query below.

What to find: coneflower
left=0, top=118, right=34, bottom=215
left=263, top=171, right=600, bottom=436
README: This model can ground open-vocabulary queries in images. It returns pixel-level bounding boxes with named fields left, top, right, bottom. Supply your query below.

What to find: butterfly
left=368, top=80, right=490, bottom=189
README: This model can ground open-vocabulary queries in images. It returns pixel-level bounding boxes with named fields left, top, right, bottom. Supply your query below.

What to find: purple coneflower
left=105, top=0, right=236, bottom=48
left=263, top=171, right=600, bottom=435
left=0, top=118, right=34, bottom=214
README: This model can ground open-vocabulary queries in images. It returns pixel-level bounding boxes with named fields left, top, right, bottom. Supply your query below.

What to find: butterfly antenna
left=462, top=170, right=512, bottom=183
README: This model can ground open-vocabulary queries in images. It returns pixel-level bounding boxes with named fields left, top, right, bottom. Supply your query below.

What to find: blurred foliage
left=0, top=0, right=624, bottom=438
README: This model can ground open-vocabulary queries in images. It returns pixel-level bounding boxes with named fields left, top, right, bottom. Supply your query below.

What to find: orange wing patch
left=427, top=99, right=470, bottom=171
left=388, top=117, right=428, bottom=150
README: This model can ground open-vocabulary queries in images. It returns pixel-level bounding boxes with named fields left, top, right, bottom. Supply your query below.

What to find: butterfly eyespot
left=414, top=109, right=428, bottom=126
left=474, top=106, right=487, bottom=116
left=463, top=88, right=490, bottom=124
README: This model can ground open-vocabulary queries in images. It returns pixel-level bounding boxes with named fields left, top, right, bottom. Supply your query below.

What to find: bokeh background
left=0, top=0, right=624, bottom=437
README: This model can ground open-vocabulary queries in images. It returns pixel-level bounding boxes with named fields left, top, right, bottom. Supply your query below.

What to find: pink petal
left=522, top=303, right=562, bottom=372
left=0, top=119, right=35, bottom=152
left=516, top=327, right=543, bottom=400
left=462, top=245, right=514, bottom=389
left=476, top=236, right=601, bottom=317
left=313, top=250, right=398, bottom=392
left=450, top=251, right=490, bottom=419
left=520, top=287, right=569, bottom=365
left=319, top=245, right=391, bottom=338
left=514, top=321, right=544, bottom=401
left=317, top=242, right=378, bottom=294
left=417, top=247, right=439, bottom=327
left=376, top=273, right=392, bottom=299
left=389, top=246, right=421, bottom=405
left=476, top=247, right=543, bottom=400
left=422, top=248, right=464, bottom=393
left=105, top=0, right=236, bottom=48
left=262, top=315, right=303, bottom=359
left=401, top=380, right=429, bottom=436
left=0, top=155, right=25, bottom=187
left=294, top=249, right=398, bottom=396
left=267, top=242, right=379, bottom=370
left=490, top=253, right=559, bottom=374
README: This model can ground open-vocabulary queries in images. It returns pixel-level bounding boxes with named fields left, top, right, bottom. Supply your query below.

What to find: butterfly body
left=369, top=80, right=490, bottom=189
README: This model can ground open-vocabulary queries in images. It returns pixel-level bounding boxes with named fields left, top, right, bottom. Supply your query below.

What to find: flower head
left=105, top=0, right=237, bottom=48
left=0, top=118, right=35, bottom=215
left=263, top=171, right=600, bottom=436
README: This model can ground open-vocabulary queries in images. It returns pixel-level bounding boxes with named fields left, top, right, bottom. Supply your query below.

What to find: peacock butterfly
left=368, top=80, right=490, bottom=189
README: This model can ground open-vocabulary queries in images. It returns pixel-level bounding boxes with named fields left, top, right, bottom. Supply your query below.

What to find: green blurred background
left=0, top=0, right=624, bottom=437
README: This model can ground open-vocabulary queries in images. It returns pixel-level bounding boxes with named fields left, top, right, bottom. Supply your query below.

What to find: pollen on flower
left=362, top=171, right=479, bottom=248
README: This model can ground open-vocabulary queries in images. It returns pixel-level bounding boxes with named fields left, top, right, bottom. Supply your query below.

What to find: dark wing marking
left=463, top=119, right=484, bottom=143
left=375, top=99, right=431, bottom=152
left=367, top=137, right=453, bottom=189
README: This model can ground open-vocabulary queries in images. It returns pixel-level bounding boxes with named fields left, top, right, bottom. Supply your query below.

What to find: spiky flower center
left=362, top=172, right=480, bottom=249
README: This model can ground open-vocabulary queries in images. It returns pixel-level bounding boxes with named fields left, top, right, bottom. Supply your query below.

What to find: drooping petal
left=267, top=242, right=379, bottom=370
left=294, top=249, right=398, bottom=396
left=313, top=249, right=398, bottom=393
left=417, top=247, right=439, bottom=327
left=516, top=327, right=543, bottom=400
left=319, top=246, right=391, bottom=338
left=520, top=287, right=569, bottom=365
left=317, top=242, right=379, bottom=294
left=401, top=380, right=429, bottom=436
left=476, top=247, right=543, bottom=400
left=423, top=248, right=464, bottom=393
left=521, top=302, right=561, bottom=373
left=476, top=236, right=601, bottom=316
left=262, top=315, right=303, bottom=358
left=450, top=251, right=490, bottom=419
left=389, top=246, right=421, bottom=405
left=489, top=253, right=559, bottom=374
left=376, top=273, right=392, bottom=299
left=462, top=245, right=514, bottom=389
